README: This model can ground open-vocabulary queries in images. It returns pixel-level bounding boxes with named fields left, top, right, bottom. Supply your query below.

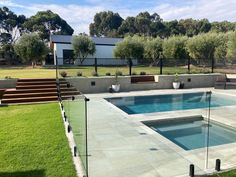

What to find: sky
left=0, top=0, right=236, bottom=34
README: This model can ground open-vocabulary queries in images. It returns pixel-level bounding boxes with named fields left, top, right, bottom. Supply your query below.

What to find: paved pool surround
left=86, top=89, right=236, bottom=177
left=66, top=74, right=220, bottom=93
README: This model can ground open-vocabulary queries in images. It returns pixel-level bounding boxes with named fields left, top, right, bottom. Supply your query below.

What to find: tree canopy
left=186, top=33, right=218, bottom=64
left=144, top=37, right=163, bottom=65
left=89, top=11, right=123, bottom=37
left=113, top=36, right=144, bottom=60
left=14, top=33, right=49, bottom=67
left=0, top=6, right=26, bottom=45
left=163, top=36, right=189, bottom=60
left=227, top=31, right=236, bottom=59
left=89, top=11, right=236, bottom=38
left=72, top=35, right=96, bottom=64
left=23, top=10, right=74, bottom=41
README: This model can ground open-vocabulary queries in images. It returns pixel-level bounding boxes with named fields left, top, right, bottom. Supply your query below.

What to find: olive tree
left=144, top=37, right=163, bottom=66
left=214, top=32, right=231, bottom=65
left=14, top=33, right=49, bottom=67
left=186, top=33, right=218, bottom=65
left=227, top=31, right=236, bottom=60
left=163, top=35, right=189, bottom=61
left=113, top=36, right=144, bottom=75
left=72, top=35, right=96, bottom=64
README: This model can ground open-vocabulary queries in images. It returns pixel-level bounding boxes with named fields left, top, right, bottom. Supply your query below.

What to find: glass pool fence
left=56, top=66, right=89, bottom=177
left=55, top=60, right=236, bottom=177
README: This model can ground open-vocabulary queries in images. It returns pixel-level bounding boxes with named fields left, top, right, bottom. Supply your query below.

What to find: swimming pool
left=144, top=117, right=236, bottom=150
left=106, top=92, right=236, bottom=114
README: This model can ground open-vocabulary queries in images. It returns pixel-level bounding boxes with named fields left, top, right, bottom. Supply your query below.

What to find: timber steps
left=1, top=78, right=80, bottom=104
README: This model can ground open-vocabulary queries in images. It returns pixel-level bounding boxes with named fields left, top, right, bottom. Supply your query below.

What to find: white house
left=50, top=35, right=137, bottom=66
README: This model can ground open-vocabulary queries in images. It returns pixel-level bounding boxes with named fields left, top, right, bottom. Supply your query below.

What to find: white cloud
left=153, top=0, right=236, bottom=21
left=1, top=0, right=236, bottom=34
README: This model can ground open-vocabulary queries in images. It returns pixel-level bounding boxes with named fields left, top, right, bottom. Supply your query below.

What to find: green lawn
left=0, top=103, right=77, bottom=177
left=203, top=170, right=236, bottom=177
left=0, top=65, right=212, bottom=79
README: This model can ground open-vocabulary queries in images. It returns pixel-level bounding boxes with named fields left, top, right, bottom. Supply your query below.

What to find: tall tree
left=72, top=35, right=96, bottom=64
left=197, top=19, right=211, bottom=33
left=179, top=18, right=199, bottom=37
left=0, top=6, right=26, bottom=45
left=163, top=20, right=185, bottom=37
left=0, top=6, right=26, bottom=64
left=14, top=33, right=49, bottom=67
left=134, top=12, right=152, bottom=35
left=23, top=10, right=74, bottom=41
left=118, top=17, right=137, bottom=36
left=89, top=11, right=123, bottom=37
left=211, top=21, right=236, bottom=33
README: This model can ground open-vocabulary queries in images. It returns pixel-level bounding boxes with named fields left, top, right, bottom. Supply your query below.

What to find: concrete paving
left=86, top=88, right=236, bottom=177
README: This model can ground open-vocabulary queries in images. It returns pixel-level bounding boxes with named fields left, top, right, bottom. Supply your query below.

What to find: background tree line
left=90, top=11, right=236, bottom=38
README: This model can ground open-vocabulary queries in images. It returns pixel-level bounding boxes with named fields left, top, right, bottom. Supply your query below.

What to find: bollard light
left=215, top=159, right=221, bottom=171
left=189, top=164, right=194, bottom=177
left=74, top=146, right=77, bottom=157
left=67, top=125, right=71, bottom=133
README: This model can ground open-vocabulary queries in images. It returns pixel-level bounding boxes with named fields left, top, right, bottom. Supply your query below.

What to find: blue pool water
left=106, top=92, right=236, bottom=114
left=145, top=118, right=236, bottom=150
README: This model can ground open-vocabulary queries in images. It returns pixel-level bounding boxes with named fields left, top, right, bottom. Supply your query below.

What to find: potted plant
left=173, top=73, right=180, bottom=89
left=111, top=70, right=121, bottom=92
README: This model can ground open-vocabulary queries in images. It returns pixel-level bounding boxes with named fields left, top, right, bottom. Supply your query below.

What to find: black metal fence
left=54, top=56, right=236, bottom=77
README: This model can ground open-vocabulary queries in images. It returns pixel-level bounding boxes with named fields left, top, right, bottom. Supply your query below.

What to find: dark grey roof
left=50, top=35, right=123, bottom=45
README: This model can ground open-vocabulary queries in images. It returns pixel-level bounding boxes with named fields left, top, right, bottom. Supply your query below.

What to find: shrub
left=140, top=71, right=146, bottom=75
left=115, top=70, right=123, bottom=76
left=132, top=72, right=137, bottom=75
left=91, top=71, right=98, bottom=76
left=77, top=71, right=83, bottom=76
left=4, top=76, right=12, bottom=79
left=60, top=71, right=67, bottom=77
left=105, top=72, right=111, bottom=76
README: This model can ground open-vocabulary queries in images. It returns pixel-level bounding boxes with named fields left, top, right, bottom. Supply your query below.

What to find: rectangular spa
left=144, top=117, right=236, bottom=150
left=105, top=92, right=236, bottom=114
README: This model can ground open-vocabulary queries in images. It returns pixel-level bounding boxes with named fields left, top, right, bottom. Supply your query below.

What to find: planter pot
left=111, top=84, right=120, bottom=92
left=173, top=82, right=180, bottom=89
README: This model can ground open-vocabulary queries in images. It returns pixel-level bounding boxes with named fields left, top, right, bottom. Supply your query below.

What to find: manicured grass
left=0, top=65, right=211, bottom=79
left=0, top=103, right=77, bottom=177
left=203, top=170, right=236, bottom=177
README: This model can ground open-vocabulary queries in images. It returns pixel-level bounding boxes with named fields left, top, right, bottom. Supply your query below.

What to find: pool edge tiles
left=142, top=116, right=236, bottom=151
left=105, top=92, right=236, bottom=115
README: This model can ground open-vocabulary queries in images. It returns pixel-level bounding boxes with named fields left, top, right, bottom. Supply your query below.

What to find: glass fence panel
left=67, top=95, right=88, bottom=175
left=207, top=92, right=236, bottom=172
left=87, top=91, right=213, bottom=177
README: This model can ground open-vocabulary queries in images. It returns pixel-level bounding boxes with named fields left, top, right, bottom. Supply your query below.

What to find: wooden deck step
left=18, top=78, right=56, bottom=82
left=17, top=81, right=67, bottom=86
left=16, top=84, right=67, bottom=90
left=3, top=91, right=80, bottom=99
left=5, top=87, right=76, bottom=94
left=3, top=92, right=58, bottom=99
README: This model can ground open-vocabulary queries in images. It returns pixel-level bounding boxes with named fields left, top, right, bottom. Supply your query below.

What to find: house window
left=63, top=50, right=74, bottom=64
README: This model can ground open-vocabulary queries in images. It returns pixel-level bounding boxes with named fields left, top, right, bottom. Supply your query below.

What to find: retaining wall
left=66, top=74, right=220, bottom=93
left=0, top=79, right=17, bottom=89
